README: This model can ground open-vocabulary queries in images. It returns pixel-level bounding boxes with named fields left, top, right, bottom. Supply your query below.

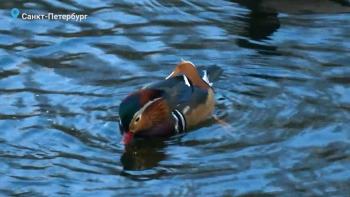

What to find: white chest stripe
left=171, top=112, right=179, bottom=133
left=172, top=109, right=186, bottom=133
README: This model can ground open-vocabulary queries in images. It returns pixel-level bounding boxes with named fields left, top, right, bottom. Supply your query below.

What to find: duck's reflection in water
left=119, top=138, right=171, bottom=180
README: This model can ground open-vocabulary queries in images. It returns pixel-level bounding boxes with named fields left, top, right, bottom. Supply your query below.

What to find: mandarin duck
left=118, top=59, right=223, bottom=144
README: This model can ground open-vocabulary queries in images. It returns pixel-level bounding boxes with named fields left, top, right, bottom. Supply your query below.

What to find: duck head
left=118, top=89, right=170, bottom=144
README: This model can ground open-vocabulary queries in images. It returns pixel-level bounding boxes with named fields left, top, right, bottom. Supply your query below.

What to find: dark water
left=1, top=0, right=350, bottom=196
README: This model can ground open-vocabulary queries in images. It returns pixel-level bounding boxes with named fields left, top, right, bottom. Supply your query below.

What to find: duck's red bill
left=122, top=132, right=134, bottom=144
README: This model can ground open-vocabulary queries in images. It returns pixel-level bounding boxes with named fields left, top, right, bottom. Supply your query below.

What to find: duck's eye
left=135, top=116, right=141, bottom=123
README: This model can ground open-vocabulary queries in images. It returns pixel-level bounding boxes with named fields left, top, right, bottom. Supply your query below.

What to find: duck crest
left=122, top=89, right=165, bottom=105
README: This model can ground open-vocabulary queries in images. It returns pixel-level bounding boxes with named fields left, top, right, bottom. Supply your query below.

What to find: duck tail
left=201, top=65, right=223, bottom=86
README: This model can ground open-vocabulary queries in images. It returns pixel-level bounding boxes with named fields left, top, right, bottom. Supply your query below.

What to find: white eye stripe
left=140, top=98, right=162, bottom=113
left=133, top=97, right=162, bottom=120
left=135, top=114, right=141, bottom=122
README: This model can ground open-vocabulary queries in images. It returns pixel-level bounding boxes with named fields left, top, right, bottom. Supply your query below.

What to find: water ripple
left=1, top=0, right=350, bottom=196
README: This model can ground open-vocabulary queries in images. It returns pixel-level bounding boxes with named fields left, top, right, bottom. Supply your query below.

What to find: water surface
left=1, top=0, right=350, bottom=196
